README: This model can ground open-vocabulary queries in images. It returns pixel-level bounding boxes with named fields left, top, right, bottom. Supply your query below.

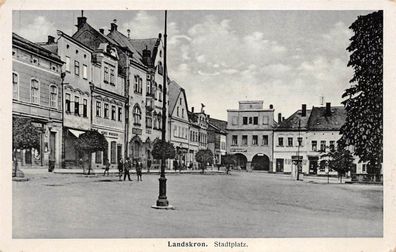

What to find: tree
left=12, top=117, right=41, bottom=177
left=75, top=130, right=108, bottom=174
left=339, top=11, right=383, bottom=179
left=321, top=148, right=355, bottom=183
left=222, top=154, right=236, bottom=174
left=152, top=139, right=176, bottom=160
left=195, top=149, right=213, bottom=174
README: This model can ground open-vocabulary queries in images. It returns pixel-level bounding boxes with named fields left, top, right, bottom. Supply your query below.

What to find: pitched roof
left=72, top=22, right=118, bottom=51
left=208, top=118, right=227, bottom=134
left=107, top=30, right=145, bottom=65
left=308, top=106, right=346, bottom=131
left=12, top=33, right=62, bottom=63
left=130, top=38, right=158, bottom=57
left=276, top=109, right=312, bottom=131
left=168, top=80, right=183, bottom=114
left=36, top=42, right=58, bottom=54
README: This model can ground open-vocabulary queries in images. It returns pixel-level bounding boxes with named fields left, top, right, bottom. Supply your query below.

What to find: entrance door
left=276, top=159, right=284, bottom=172
left=50, top=132, right=56, bottom=162
left=117, top=144, right=122, bottom=162
left=309, top=160, right=318, bottom=174
left=25, top=149, right=32, bottom=164
left=252, top=154, right=270, bottom=171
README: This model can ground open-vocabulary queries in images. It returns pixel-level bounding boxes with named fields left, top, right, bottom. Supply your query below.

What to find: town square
left=9, top=8, right=384, bottom=242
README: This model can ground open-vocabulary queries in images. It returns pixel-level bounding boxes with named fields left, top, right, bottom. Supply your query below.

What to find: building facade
left=226, top=101, right=275, bottom=171
left=12, top=33, right=64, bottom=168
left=207, top=118, right=227, bottom=166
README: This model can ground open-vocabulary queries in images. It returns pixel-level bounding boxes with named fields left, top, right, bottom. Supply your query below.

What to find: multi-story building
left=188, top=106, right=210, bottom=168
left=226, top=101, right=275, bottom=171
left=168, top=81, right=190, bottom=168
left=207, top=118, right=227, bottom=166
left=72, top=16, right=168, bottom=168
left=12, top=33, right=64, bottom=168
left=274, top=102, right=370, bottom=176
left=273, top=104, right=311, bottom=174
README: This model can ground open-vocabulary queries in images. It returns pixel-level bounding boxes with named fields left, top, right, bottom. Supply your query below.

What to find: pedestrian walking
left=118, top=158, right=124, bottom=181
left=147, top=159, right=151, bottom=173
left=136, top=159, right=143, bottom=181
left=124, top=158, right=132, bottom=181
left=103, top=158, right=110, bottom=176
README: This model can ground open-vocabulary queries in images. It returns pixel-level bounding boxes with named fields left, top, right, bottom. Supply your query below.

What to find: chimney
left=282, top=117, right=285, bottom=121
left=127, top=29, right=131, bottom=38
left=99, top=28, right=104, bottom=34
left=326, top=102, right=331, bottom=116
left=76, top=16, right=87, bottom=30
left=302, top=104, right=307, bottom=117
left=269, top=104, right=274, bottom=109
left=278, top=113, right=282, bottom=123
left=47, top=35, right=55, bottom=44
left=110, top=19, right=118, bottom=32
left=191, top=107, right=194, bottom=113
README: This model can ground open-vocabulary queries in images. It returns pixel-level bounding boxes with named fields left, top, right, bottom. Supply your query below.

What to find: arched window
left=12, top=72, right=19, bottom=100
left=133, top=104, right=142, bottom=125
left=49, top=85, right=58, bottom=108
left=30, top=78, right=40, bottom=104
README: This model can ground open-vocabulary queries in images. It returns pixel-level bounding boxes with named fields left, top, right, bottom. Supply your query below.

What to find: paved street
left=13, top=170, right=382, bottom=238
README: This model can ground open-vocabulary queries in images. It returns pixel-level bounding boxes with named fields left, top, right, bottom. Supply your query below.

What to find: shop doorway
left=252, top=154, right=270, bottom=171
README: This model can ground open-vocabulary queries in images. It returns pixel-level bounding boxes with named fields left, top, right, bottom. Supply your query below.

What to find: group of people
left=103, top=158, right=143, bottom=181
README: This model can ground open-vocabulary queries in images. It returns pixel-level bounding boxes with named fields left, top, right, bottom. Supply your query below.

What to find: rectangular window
left=65, top=56, right=70, bottom=72
left=50, top=85, right=57, bottom=108
left=262, top=135, right=268, bottom=146
left=159, top=91, right=162, bottom=102
left=104, top=67, right=109, bottom=83
left=298, top=137, right=303, bottom=147
left=242, top=135, right=248, bottom=146
left=104, top=103, right=109, bottom=118
left=232, top=135, right=238, bottom=146
left=111, top=141, right=117, bottom=164
left=362, top=164, right=367, bottom=173
left=96, top=101, right=101, bottom=117
left=110, top=68, right=115, bottom=85
left=243, top=117, right=248, bottom=125
left=111, top=105, right=116, bottom=120
left=83, top=99, right=87, bottom=117
left=173, top=125, right=177, bottom=137
left=95, top=150, right=102, bottom=164
left=74, top=96, right=80, bottom=115
left=65, top=93, right=71, bottom=113
left=83, top=64, right=88, bottom=79
left=278, top=137, right=284, bottom=146
left=12, top=73, right=18, bottom=100
left=118, top=107, right=122, bottom=122
left=320, top=141, right=326, bottom=152
left=263, top=116, right=269, bottom=125
left=74, top=60, right=80, bottom=76
left=288, top=137, right=293, bottom=147
left=252, top=135, right=258, bottom=145
left=312, top=141, right=317, bottom=151
left=182, top=108, right=184, bottom=118
left=329, top=141, right=335, bottom=151
left=232, top=116, right=238, bottom=125
left=31, top=79, right=39, bottom=104
left=253, top=117, right=258, bottom=125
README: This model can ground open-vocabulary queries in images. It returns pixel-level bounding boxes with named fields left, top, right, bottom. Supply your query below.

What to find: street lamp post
left=296, top=119, right=301, bottom=181
left=152, top=10, right=174, bottom=210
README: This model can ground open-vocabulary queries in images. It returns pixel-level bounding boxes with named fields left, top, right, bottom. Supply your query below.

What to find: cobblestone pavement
left=13, top=170, right=382, bottom=238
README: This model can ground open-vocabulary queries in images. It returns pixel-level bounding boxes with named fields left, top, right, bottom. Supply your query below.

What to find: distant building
left=226, top=101, right=275, bottom=171
left=12, top=33, right=64, bottom=168
left=188, top=105, right=210, bottom=168
left=207, top=118, right=227, bottom=166
left=274, top=102, right=369, bottom=176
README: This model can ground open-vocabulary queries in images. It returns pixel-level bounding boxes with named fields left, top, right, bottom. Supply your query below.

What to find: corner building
left=226, top=101, right=275, bottom=171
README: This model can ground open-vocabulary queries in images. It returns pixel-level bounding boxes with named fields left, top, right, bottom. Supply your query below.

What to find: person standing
left=173, top=159, right=178, bottom=172
left=117, top=158, right=124, bottom=181
left=103, top=158, right=110, bottom=176
left=147, top=158, right=151, bottom=173
left=136, top=159, right=143, bottom=181
left=124, top=158, right=132, bottom=181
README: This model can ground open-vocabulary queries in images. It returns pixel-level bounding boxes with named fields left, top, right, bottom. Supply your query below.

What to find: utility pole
left=153, top=10, right=174, bottom=210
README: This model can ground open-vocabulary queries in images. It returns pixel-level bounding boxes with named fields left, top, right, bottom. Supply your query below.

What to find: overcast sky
left=13, top=10, right=373, bottom=120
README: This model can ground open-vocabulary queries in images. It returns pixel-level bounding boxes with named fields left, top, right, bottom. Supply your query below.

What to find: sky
left=13, top=10, right=374, bottom=120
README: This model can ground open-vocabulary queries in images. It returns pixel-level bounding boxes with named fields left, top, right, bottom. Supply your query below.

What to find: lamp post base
left=151, top=204, right=175, bottom=210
